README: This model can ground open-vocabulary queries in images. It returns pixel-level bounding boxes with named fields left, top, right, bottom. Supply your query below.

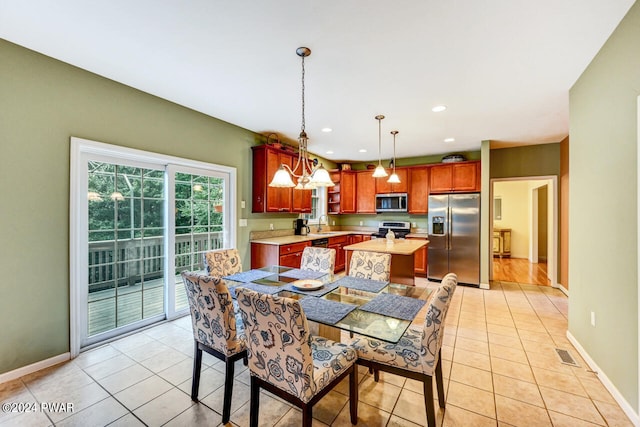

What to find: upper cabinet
left=340, top=171, right=357, bottom=213
left=252, top=145, right=311, bottom=213
left=356, top=171, right=376, bottom=214
left=408, top=166, right=429, bottom=214
left=328, top=170, right=356, bottom=214
left=429, top=161, right=480, bottom=194
left=327, top=170, right=341, bottom=215
left=375, top=168, right=408, bottom=194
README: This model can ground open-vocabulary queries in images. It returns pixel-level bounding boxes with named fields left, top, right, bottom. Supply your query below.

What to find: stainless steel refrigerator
left=428, top=193, right=480, bottom=286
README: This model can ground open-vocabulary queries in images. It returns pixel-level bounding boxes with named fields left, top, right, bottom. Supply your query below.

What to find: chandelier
left=269, top=47, right=334, bottom=190
left=372, top=115, right=388, bottom=178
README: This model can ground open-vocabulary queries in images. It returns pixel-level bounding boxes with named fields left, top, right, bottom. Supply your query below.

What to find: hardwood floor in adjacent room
left=493, top=257, right=550, bottom=286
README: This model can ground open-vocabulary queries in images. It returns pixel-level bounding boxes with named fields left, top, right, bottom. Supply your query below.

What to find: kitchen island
left=343, top=238, right=428, bottom=286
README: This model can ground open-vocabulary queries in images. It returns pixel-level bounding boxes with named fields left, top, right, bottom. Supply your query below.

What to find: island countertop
left=343, top=238, right=428, bottom=255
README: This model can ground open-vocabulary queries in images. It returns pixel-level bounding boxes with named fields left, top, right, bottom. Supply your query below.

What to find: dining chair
left=235, top=287, right=359, bottom=427
left=203, top=248, right=242, bottom=277
left=350, top=273, right=458, bottom=427
left=348, top=250, right=392, bottom=281
left=300, top=246, right=336, bottom=274
left=181, top=271, right=247, bottom=424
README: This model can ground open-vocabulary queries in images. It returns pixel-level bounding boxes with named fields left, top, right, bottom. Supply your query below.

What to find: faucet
left=317, top=215, right=328, bottom=232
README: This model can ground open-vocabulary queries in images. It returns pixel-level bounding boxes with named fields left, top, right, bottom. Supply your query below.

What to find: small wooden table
left=343, top=238, right=429, bottom=286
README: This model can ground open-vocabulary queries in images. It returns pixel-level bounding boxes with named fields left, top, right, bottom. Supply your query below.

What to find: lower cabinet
left=407, top=237, right=428, bottom=275
left=251, top=241, right=311, bottom=269
left=329, top=235, right=350, bottom=272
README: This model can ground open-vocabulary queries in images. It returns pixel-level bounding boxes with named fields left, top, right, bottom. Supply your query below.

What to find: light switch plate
left=239, top=219, right=247, bottom=227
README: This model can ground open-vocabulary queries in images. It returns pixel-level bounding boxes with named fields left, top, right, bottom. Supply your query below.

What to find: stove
left=371, top=221, right=411, bottom=239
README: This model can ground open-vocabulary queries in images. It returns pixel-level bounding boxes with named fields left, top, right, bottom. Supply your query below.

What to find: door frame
left=70, top=137, right=236, bottom=356
left=489, top=176, right=558, bottom=288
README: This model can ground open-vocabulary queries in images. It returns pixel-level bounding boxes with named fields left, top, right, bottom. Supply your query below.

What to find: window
left=71, top=137, right=236, bottom=353
left=304, top=187, right=327, bottom=223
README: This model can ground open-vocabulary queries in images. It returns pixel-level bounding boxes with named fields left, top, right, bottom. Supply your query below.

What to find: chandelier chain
left=301, top=54, right=305, bottom=133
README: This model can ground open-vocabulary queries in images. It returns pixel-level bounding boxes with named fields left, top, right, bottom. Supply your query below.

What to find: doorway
left=490, top=177, right=557, bottom=287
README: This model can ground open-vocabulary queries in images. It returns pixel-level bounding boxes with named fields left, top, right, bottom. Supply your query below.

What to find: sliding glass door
left=170, top=167, right=230, bottom=313
left=72, top=138, right=236, bottom=351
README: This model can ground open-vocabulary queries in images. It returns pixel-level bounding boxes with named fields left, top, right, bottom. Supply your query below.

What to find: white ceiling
left=0, top=1, right=634, bottom=162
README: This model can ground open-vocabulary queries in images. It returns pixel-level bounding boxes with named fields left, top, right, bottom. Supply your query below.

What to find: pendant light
left=269, top=47, right=334, bottom=190
left=387, top=130, right=401, bottom=183
left=372, top=115, right=388, bottom=178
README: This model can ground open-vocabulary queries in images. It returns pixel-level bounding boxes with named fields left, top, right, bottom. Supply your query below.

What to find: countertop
left=343, top=238, right=428, bottom=255
left=251, top=231, right=370, bottom=245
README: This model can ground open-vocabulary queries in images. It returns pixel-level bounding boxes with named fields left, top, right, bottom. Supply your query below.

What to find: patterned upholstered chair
left=350, top=273, right=458, bottom=427
left=181, top=271, right=247, bottom=424
left=347, top=250, right=392, bottom=282
left=300, top=247, right=336, bottom=274
left=203, top=248, right=242, bottom=277
left=235, top=287, right=358, bottom=427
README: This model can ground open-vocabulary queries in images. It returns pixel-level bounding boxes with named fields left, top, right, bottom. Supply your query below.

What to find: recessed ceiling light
left=359, top=149, right=367, bottom=153
left=444, top=138, right=455, bottom=143
left=326, top=150, right=334, bottom=154
left=321, top=127, right=332, bottom=133
left=432, top=105, right=447, bottom=112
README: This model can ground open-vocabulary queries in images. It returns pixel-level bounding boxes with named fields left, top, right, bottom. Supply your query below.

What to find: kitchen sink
left=308, top=231, right=341, bottom=236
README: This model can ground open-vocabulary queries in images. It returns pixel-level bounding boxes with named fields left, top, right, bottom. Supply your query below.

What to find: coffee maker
left=294, top=218, right=310, bottom=236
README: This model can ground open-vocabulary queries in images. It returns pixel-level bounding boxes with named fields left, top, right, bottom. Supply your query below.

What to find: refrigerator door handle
left=448, top=204, right=452, bottom=250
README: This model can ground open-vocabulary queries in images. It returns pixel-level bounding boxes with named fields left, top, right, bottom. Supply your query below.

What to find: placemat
left=278, top=269, right=326, bottom=280
left=229, top=283, right=284, bottom=298
left=223, top=269, right=274, bottom=283
left=359, top=293, right=427, bottom=321
left=282, top=281, right=340, bottom=297
left=299, top=297, right=357, bottom=325
left=331, top=276, right=389, bottom=293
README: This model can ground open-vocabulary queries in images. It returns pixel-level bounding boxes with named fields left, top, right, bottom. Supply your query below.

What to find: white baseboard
left=566, top=332, right=639, bottom=426
left=479, top=282, right=490, bottom=290
left=0, top=353, right=71, bottom=385
left=554, top=282, right=569, bottom=296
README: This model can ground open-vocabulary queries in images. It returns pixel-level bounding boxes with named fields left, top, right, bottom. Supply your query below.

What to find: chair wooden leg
left=191, top=342, right=203, bottom=401
left=349, top=366, right=358, bottom=424
left=435, top=356, right=445, bottom=409
left=250, top=376, right=260, bottom=427
left=373, top=368, right=380, bottom=382
left=302, top=405, right=313, bottom=427
left=222, top=358, right=236, bottom=424
left=424, top=375, right=436, bottom=427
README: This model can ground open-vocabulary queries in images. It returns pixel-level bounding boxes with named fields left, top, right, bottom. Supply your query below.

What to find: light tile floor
left=0, top=279, right=633, bottom=426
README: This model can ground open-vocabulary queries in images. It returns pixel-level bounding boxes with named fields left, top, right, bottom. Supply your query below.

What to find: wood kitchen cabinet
left=328, top=235, right=349, bottom=272
left=375, top=168, right=408, bottom=194
left=327, top=170, right=356, bottom=214
left=407, top=237, right=428, bottom=275
left=292, top=186, right=312, bottom=213
left=251, top=241, right=311, bottom=269
left=429, top=161, right=480, bottom=193
left=327, top=170, right=341, bottom=214
left=340, top=171, right=357, bottom=213
left=252, top=145, right=311, bottom=213
left=408, top=166, right=429, bottom=214
left=356, top=171, right=376, bottom=213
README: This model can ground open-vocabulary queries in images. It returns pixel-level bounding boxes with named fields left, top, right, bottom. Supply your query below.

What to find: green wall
left=490, top=144, right=560, bottom=178
left=569, top=1, right=639, bottom=412
left=0, top=39, right=302, bottom=374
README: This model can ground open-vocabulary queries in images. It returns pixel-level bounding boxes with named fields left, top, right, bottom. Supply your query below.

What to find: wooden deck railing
left=88, top=232, right=224, bottom=292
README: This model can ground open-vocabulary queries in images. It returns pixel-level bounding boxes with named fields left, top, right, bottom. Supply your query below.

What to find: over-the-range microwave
left=376, top=193, right=408, bottom=213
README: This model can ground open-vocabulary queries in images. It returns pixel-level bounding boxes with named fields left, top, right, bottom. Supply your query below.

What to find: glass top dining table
left=223, top=265, right=432, bottom=343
